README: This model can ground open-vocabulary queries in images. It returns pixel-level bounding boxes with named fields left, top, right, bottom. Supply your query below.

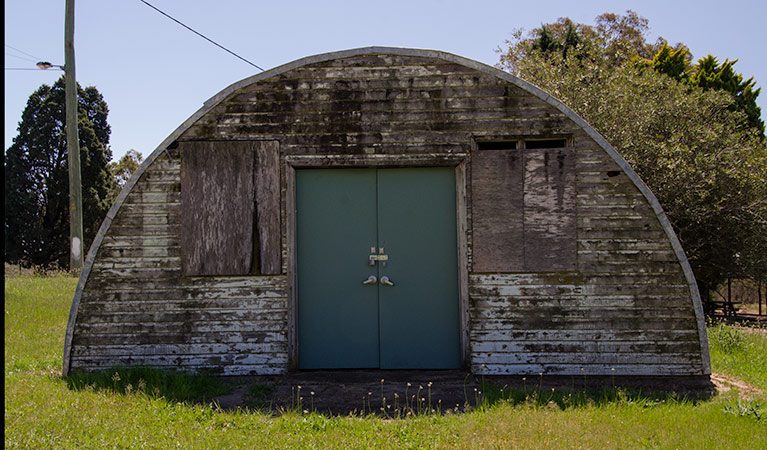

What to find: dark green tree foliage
left=690, top=55, right=764, bottom=136
left=561, top=22, right=581, bottom=58
left=635, top=46, right=764, bottom=136
left=529, top=22, right=583, bottom=61
left=5, top=77, right=114, bottom=268
left=531, top=25, right=561, bottom=55
left=497, top=11, right=767, bottom=300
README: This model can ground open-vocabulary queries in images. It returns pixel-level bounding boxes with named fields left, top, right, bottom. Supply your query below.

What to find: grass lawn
left=5, top=275, right=766, bottom=449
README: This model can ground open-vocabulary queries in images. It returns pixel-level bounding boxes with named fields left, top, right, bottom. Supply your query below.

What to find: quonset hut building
left=63, top=47, right=710, bottom=379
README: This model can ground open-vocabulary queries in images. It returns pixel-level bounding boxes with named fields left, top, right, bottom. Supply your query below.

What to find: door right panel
left=377, top=168, right=461, bottom=369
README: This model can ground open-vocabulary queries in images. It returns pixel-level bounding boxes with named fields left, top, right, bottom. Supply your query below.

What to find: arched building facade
left=63, top=47, right=710, bottom=378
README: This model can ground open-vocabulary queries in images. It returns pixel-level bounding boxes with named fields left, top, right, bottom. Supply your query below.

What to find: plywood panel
left=471, top=149, right=524, bottom=272
left=180, top=141, right=255, bottom=276
left=254, top=141, right=281, bottom=274
left=523, top=148, right=576, bottom=271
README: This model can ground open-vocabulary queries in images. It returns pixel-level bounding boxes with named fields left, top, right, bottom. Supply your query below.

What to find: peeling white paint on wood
left=474, top=363, right=702, bottom=376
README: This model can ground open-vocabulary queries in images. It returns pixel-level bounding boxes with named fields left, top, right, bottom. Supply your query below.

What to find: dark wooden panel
left=471, top=149, right=524, bottom=272
left=523, top=148, right=576, bottom=271
left=180, top=141, right=255, bottom=276
left=254, top=141, right=281, bottom=274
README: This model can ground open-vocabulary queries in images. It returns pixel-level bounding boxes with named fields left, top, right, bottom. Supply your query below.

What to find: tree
left=633, top=45, right=764, bottom=136
left=689, top=56, right=764, bottom=136
left=634, top=42, right=692, bottom=82
left=5, top=77, right=114, bottom=268
left=497, top=11, right=767, bottom=302
left=107, top=149, right=143, bottom=204
left=498, top=10, right=659, bottom=74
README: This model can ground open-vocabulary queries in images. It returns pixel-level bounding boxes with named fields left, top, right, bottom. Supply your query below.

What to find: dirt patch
left=710, top=373, right=763, bottom=399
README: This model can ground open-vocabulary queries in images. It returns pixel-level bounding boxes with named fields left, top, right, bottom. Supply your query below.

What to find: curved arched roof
left=63, top=47, right=710, bottom=375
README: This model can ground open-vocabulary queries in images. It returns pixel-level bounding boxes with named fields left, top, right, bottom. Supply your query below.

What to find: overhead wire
left=5, top=44, right=42, bottom=61
left=5, top=44, right=57, bottom=71
left=138, top=0, right=264, bottom=71
left=6, top=53, right=38, bottom=63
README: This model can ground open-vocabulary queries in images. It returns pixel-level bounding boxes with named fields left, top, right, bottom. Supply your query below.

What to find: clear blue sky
left=5, top=0, right=767, bottom=161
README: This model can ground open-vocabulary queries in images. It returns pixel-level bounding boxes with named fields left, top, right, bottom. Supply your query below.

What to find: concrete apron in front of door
left=256, top=370, right=479, bottom=415
left=296, top=168, right=461, bottom=370
left=212, top=372, right=714, bottom=415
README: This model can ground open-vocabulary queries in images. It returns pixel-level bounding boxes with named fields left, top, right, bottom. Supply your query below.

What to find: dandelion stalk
left=405, top=382, right=411, bottom=412
left=427, top=381, right=433, bottom=412
left=380, top=379, right=386, bottom=417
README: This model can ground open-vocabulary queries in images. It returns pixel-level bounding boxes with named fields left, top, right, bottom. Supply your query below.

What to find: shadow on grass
left=245, top=382, right=276, bottom=410
left=63, top=367, right=720, bottom=416
left=64, top=367, right=232, bottom=403
left=477, top=381, right=716, bottom=411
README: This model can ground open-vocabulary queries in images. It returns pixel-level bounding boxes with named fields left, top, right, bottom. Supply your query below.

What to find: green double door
left=296, top=167, right=461, bottom=369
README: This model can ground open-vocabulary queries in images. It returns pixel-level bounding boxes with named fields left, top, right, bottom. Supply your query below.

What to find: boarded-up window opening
left=472, top=144, right=576, bottom=272
left=525, top=139, right=567, bottom=149
left=477, top=141, right=518, bottom=150
left=180, top=141, right=281, bottom=276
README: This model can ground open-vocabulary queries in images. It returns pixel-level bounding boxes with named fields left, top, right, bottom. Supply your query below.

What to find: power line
left=5, top=44, right=41, bottom=61
left=6, top=53, right=38, bottom=63
left=138, top=0, right=264, bottom=71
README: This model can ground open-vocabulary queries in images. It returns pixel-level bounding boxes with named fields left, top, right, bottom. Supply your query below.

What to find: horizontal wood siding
left=469, top=140, right=703, bottom=375
left=71, top=51, right=705, bottom=377
left=186, top=55, right=563, bottom=157
left=70, top=150, right=288, bottom=375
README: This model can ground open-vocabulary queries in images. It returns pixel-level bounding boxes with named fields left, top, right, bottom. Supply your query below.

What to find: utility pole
left=65, top=0, right=84, bottom=271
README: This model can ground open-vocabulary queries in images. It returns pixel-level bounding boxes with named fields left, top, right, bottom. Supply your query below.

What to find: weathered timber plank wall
left=70, top=149, right=287, bottom=375
left=470, top=141, right=700, bottom=375
left=68, top=50, right=707, bottom=376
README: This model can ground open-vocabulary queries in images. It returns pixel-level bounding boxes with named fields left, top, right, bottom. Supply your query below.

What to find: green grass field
left=5, top=275, right=766, bottom=449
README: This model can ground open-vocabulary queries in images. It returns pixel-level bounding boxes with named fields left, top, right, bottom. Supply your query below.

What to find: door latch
left=380, top=276, right=394, bottom=286
left=368, top=254, right=388, bottom=264
left=362, top=275, right=377, bottom=285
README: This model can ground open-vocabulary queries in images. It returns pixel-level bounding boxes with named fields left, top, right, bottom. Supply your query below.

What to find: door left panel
left=296, top=169, right=380, bottom=368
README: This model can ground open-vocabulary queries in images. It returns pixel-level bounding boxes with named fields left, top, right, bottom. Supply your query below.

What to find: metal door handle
left=380, top=276, right=394, bottom=286
left=362, top=275, right=377, bottom=285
